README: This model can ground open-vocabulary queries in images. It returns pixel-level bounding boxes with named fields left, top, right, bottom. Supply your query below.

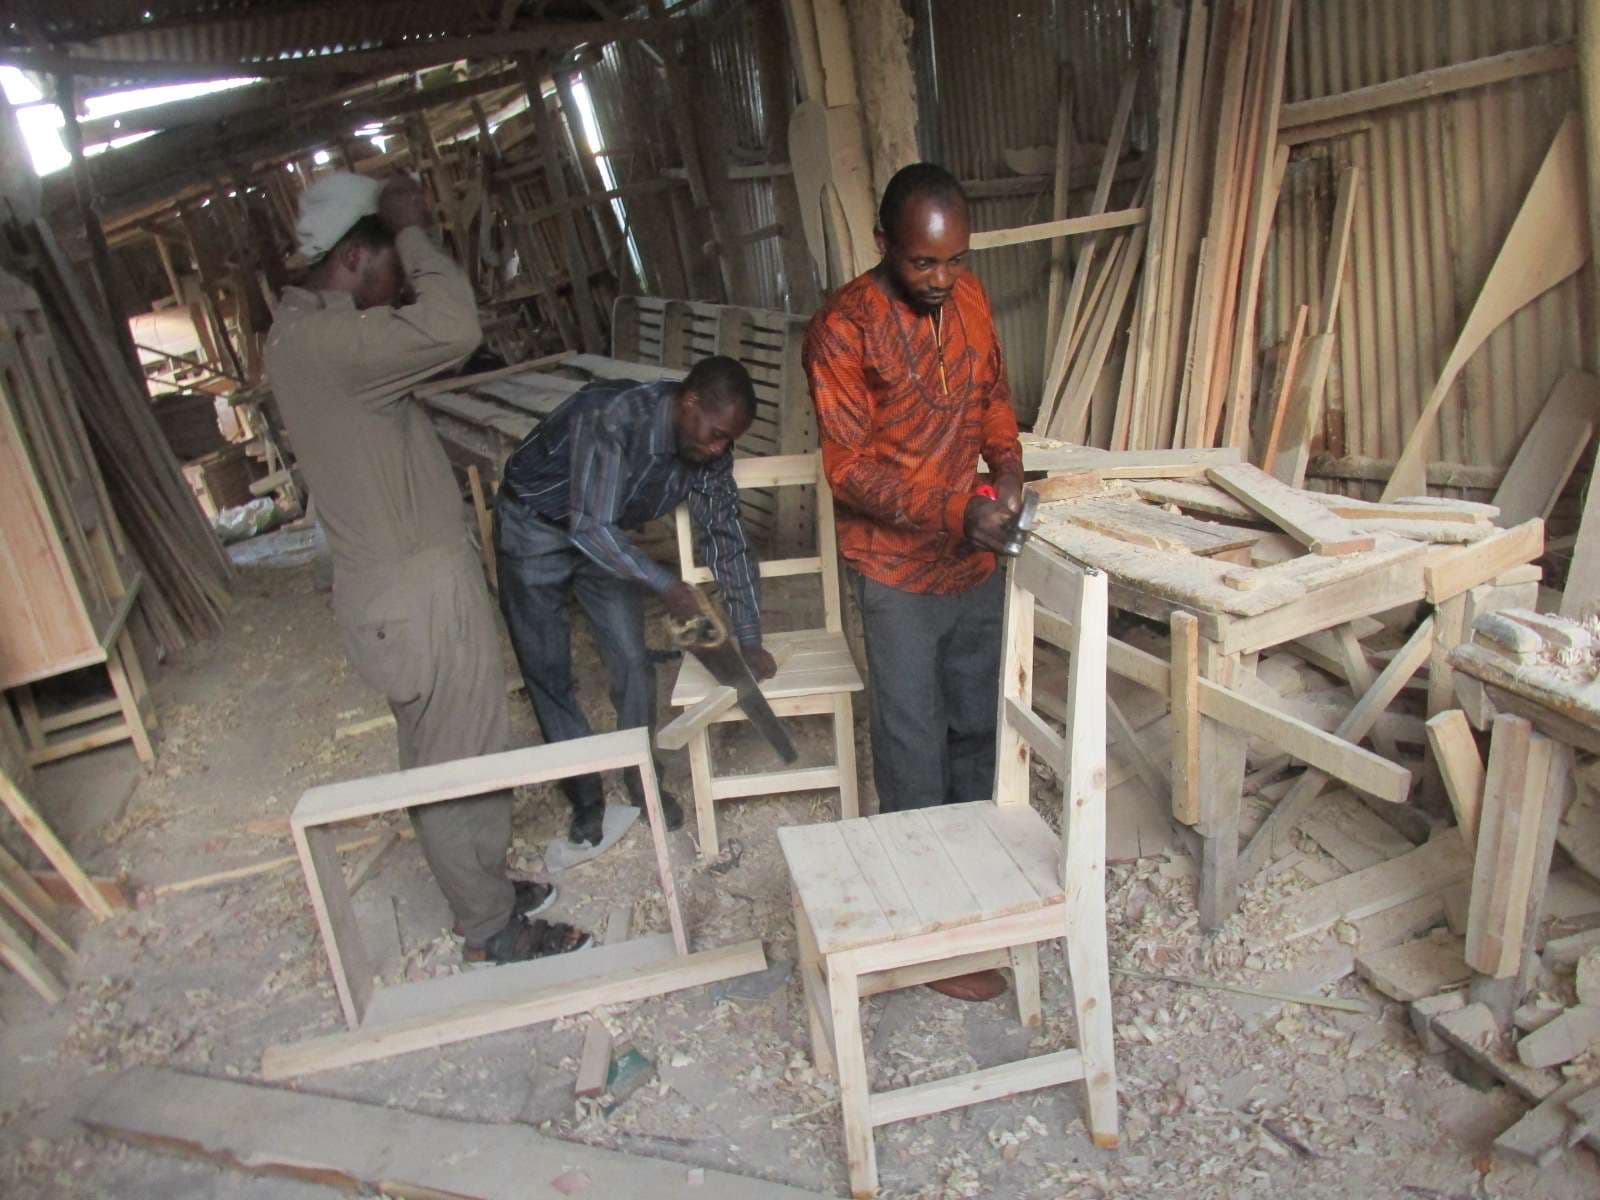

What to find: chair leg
left=1009, top=942, right=1042, bottom=1028
left=106, top=635, right=155, bottom=765
left=116, top=628, right=158, bottom=731
left=833, top=693, right=859, bottom=820
left=793, top=895, right=833, bottom=1079
left=1063, top=919, right=1119, bottom=1148
left=827, top=952, right=877, bottom=1198
left=687, top=729, right=718, bottom=860
left=13, top=688, right=44, bottom=755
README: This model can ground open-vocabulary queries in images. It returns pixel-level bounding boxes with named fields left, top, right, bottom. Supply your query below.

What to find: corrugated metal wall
left=1263, top=0, right=1582, bottom=482
left=915, top=0, right=1153, bottom=424
left=585, top=0, right=1584, bottom=479
left=583, top=0, right=801, bottom=313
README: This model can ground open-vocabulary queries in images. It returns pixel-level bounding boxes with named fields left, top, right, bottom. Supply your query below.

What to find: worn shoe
left=451, top=880, right=559, bottom=939
left=465, top=917, right=593, bottom=965
left=925, top=969, right=1008, bottom=1002
left=569, top=801, right=606, bottom=847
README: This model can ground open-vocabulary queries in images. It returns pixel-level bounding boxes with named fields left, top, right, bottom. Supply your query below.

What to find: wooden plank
left=0, top=904, right=64, bottom=1003
left=1496, top=1077, right=1597, bottom=1167
left=656, top=686, right=739, bottom=751
left=1005, top=698, right=1064, bottom=765
left=1061, top=497, right=1260, bottom=556
left=1433, top=1003, right=1562, bottom=1103
left=970, top=206, right=1147, bottom=251
left=263, top=939, right=765, bottom=1080
left=1467, top=719, right=1570, bottom=978
left=1426, top=710, right=1485, bottom=857
left=575, top=1020, right=613, bottom=1098
left=1022, top=445, right=1243, bottom=477
left=1240, top=617, right=1435, bottom=875
left=1423, top=520, right=1544, bottom=603
left=79, top=1066, right=824, bottom=1199
left=869, top=809, right=982, bottom=931
left=1274, top=835, right=1471, bottom=943
left=1206, top=463, right=1373, bottom=555
left=1170, top=612, right=1200, bottom=825
left=922, top=803, right=1049, bottom=913
left=0, top=767, right=112, bottom=919
left=294, top=729, right=655, bottom=827
left=1561, top=454, right=1600, bottom=621
left=1492, top=372, right=1600, bottom=527
left=834, top=818, right=924, bottom=940
left=1279, top=43, right=1579, bottom=129
left=1516, top=1005, right=1600, bottom=1069
left=1260, top=305, right=1310, bottom=473
left=1198, top=679, right=1413, bottom=804
left=1354, top=935, right=1472, bottom=1002
left=777, top=822, right=896, bottom=954
left=1384, top=115, right=1590, bottom=501
left=867, top=1050, right=1085, bottom=1128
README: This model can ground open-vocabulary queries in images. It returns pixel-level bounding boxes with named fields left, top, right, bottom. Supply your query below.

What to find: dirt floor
left=2, top=525, right=1598, bottom=1199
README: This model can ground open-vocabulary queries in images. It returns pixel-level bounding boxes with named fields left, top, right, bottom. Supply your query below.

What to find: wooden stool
left=779, top=544, right=1116, bottom=1197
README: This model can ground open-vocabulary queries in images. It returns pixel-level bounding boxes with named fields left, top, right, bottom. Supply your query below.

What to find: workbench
left=1019, top=447, right=1544, bottom=927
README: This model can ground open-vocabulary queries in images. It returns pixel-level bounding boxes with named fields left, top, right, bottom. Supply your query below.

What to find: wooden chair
left=778, top=540, right=1116, bottom=1197
left=663, top=452, right=863, bottom=860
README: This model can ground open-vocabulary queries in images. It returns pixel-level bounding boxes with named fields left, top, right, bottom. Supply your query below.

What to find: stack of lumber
left=0, top=219, right=231, bottom=655
left=1028, top=0, right=1297, bottom=457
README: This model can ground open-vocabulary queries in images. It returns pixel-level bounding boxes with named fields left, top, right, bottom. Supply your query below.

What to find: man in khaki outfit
left=266, top=173, right=587, bottom=964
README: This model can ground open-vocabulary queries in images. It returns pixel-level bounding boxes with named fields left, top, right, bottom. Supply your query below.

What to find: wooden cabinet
left=0, top=270, right=154, bottom=763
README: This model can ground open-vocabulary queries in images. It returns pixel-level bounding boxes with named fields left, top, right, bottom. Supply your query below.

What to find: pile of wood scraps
left=0, top=217, right=231, bottom=656
left=1024, top=451, right=1545, bottom=944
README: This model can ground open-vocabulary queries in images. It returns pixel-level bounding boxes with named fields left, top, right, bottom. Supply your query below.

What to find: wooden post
left=1195, top=641, right=1251, bottom=929
left=1583, top=5, right=1600, bottom=375
left=842, top=0, right=921, bottom=200
left=517, top=54, right=604, bottom=353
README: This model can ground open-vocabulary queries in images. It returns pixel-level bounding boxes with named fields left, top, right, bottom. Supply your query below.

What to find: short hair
left=684, top=355, right=756, bottom=423
left=878, top=162, right=968, bottom=243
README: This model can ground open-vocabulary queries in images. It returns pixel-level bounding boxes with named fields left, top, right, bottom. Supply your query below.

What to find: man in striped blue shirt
left=495, top=356, right=776, bottom=846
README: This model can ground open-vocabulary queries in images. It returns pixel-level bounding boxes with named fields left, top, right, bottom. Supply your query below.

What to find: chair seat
left=778, top=802, right=1064, bottom=956
left=669, top=628, right=863, bottom=707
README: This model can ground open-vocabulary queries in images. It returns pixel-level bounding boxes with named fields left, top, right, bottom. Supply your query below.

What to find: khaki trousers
left=334, top=541, right=514, bottom=944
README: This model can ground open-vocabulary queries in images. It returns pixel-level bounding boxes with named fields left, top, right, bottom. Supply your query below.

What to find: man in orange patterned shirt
left=805, top=163, right=1023, bottom=1000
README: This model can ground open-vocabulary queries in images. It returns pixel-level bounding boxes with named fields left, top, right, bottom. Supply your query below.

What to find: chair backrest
left=673, top=452, right=843, bottom=633
left=997, top=541, right=1109, bottom=890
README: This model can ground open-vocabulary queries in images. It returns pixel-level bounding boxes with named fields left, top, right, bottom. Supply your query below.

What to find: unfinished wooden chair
left=778, top=540, right=1116, bottom=1197
left=662, top=452, right=862, bottom=860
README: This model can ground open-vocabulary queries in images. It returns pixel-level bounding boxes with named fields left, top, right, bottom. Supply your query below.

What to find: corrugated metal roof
left=6, top=1, right=602, bottom=62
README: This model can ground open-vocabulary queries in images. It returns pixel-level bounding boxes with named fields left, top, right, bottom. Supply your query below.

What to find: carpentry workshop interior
left=7, top=1, right=1600, bottom=1197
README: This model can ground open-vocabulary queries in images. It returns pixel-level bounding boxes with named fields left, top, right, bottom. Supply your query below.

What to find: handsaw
left=667, top=590, right=798, bottom=763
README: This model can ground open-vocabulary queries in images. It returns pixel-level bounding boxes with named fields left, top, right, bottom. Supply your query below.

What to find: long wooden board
left=1206, top=463, right=1373, bottom=555
left=81, top=1067, right=827, bottom=1199
left=1384, top=115, right=1590, bottom=501
left=1491, top=372, right=1600, bottom=527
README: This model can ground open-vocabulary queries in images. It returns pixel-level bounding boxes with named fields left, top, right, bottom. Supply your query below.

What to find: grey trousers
left=850, top=566, right=1005, bottom=812
left=493, top=497, right=660, bottom=811
left=334, top=541, right=514, bottom=945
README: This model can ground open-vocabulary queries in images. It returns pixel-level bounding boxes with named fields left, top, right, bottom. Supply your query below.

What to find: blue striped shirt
left=500, top=379, right=762, bottom=646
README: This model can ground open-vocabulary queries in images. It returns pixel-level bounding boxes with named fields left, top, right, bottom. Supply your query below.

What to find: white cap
left=295, top=172, right=383, bottom=263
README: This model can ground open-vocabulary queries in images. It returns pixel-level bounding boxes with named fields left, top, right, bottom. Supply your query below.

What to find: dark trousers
left=851, top=566, right=1005, bottom=812
left=494, top=497, right=659, bottom=811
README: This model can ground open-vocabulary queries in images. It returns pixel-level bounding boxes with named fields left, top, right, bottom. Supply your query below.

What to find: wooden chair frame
left=783, top=542, right=1117, bottom=1197
left=665, top=452, right=862, bottom=859
left=260, top=727, right=766, bottom=1080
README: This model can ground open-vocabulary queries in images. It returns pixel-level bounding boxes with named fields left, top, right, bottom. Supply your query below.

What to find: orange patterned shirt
left=804, top=269, right=1023, bottom=594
